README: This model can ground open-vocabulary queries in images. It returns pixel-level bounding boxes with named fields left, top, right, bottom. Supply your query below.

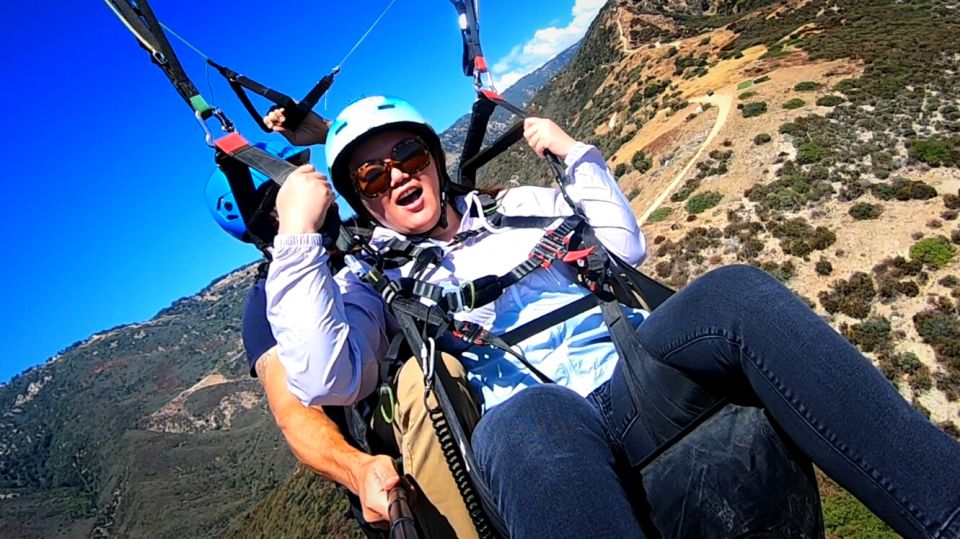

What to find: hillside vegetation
left=4, top=0, right=960, bottom=536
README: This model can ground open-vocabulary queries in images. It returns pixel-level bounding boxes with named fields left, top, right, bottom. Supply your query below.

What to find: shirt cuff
left=274, top=233, right=324, bottom=248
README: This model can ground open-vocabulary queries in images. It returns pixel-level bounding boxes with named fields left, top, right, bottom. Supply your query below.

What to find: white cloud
left=492, top=0, right=606, bottom=91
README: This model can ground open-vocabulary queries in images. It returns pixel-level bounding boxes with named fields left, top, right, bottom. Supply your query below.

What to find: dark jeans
left=472, top=265, right=960, bottom=539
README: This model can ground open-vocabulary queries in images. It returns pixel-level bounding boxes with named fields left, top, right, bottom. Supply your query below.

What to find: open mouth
left=396, top=187, right=423, bottom=207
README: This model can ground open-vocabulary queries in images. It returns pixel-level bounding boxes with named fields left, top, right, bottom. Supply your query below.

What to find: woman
left=265, top=96, right=960, bottom=539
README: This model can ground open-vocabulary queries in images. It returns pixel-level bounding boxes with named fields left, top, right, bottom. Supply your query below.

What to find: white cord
left=336, top=0, right=401, bottom=70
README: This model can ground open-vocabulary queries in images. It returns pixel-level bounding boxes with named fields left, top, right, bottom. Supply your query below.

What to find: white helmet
left=325, top=96, right=447, bottom=222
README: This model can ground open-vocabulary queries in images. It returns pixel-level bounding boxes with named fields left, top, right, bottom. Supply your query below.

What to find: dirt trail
left=616, top=14, right=638, bottom=53
left=637, top=89, right=734, bottom=223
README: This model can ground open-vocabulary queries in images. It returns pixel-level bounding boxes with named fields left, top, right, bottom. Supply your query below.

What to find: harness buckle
left=442, top=285, right=465, bottom=313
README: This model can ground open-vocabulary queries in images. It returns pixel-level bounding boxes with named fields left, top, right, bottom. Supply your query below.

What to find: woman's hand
left=523, top=117, right=577, bottom=160
left=264, top=108, right=332, bottom=146
left=276, top=164, right=334, bottom=235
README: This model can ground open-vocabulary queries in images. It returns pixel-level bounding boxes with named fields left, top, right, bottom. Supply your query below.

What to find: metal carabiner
left=195, top=107, right=235, bottom=147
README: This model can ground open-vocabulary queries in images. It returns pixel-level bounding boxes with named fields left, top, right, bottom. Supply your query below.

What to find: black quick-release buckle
left=453, top=321, right=487, bottom=345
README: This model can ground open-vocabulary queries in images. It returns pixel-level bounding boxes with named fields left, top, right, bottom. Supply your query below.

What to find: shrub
left=794, top=81, right=822, bottom=92
left=897, top=352, right=923, bottom=375
left=849, top=203, right=883, bottom=220
left=939, top=275, right=959, bottom=288
left=686, top=191, right=723, bottom=214
left=783, top=98, right=806, bottom=110
left=910, top=236, right=957, bottom=269
left=648, top=207, right=673, bottom=223
left=816, top=95, right=845, bottom=107
left=841, top=317, right=892, bottom=353
left=769, top=218, right=837, bottom=257
left=614, top=163, right=628, bottom=177
left=797, top=142, right=825, bottom=164
left=908, top=138, right=958, bottom=167
left=742, top=102, right=768, bottom=118
left=945, top=194, right=960, bottom=210
left=738, top=91, right=758, bottom=100
left=833, top=79, right=860, bottom=93
left=816, top=258, right=834, bottom=276
left=779, top=122, right=803, bottom=137
left=871, top=178, right=938, bottom=201
left=759, top=260, right=796, bottom=283
left=631, top=150, right=652, bottom=174
left=819, top=273, right=876, bottom=319
left=754, top=133, right=772, bottom=145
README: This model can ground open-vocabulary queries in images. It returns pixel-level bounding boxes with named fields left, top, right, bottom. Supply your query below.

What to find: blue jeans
left=472, top=265, right=960, bottom=539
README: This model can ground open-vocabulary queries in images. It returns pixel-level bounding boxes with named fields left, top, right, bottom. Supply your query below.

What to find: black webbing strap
left=449, top=0, right=485, bottom=78
left=458, top=121, right=525, bottom=186
left=457, top=97, right=497, bottom=187
left=499, top=294, right=598, bottom=346
left=392, top=308, right=507, bottom=538
left=105, top=0, right=212, bottom=118
left=208, top=59, right=338, bottom=133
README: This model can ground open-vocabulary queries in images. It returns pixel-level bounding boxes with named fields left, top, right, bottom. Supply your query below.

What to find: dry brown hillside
left=482, top=1, right=960, bottom=532
left=492, top=0, right=960, bottom=431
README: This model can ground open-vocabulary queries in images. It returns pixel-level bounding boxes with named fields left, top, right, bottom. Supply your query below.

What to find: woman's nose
left=390, top=165, right=410, bottom=187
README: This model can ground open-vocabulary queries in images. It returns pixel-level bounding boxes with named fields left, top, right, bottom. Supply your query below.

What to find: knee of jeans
left=472, top=385, right=595, bottom=472
left=698, top=264, right=788, bottom=304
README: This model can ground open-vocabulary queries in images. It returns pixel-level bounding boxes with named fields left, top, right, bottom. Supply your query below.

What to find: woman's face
left=348, top=130, right=444, bottom=236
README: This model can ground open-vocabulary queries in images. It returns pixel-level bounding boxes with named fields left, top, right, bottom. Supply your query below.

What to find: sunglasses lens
left=395, top=140, right=430, bottom=174
left=355, top=163, right=390, bottom=197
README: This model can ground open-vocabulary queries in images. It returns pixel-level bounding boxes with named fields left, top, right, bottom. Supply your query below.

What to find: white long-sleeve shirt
left=266, top=142, right=646, bottom=408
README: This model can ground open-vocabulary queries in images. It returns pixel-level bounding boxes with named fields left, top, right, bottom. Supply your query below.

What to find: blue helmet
left=205, top=141, right=310, bottom=241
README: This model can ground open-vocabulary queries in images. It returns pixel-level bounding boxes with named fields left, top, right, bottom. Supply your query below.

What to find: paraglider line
left=336, top=0, right=400, bottom=70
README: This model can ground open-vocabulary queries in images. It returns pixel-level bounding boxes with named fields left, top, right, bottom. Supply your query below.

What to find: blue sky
left=0, top=0, right=604, bottom=383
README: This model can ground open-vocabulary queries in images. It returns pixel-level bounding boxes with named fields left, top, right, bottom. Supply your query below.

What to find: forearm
left=266, top=234, right=383, bottom=405
left=563, top=142, right=646, bottom=264
left=260, top=349, right=372, bottom=493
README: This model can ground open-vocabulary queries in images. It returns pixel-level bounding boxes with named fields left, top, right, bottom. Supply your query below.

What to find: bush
left=648, top=206, right=673, bottom=223
left=686, top=191, right=723, bottom=214
left=779, top=122, right=803, bottom=137
left=738, top=91, right=758, bottom=100
left=794, top=81, right=822, bottom=92
left=816, top=258, right=834, bottom=276
left=939, top=275, right=959, bottom=288
left=631, top=150, right=653, bottom=174
left=742, top=102, right=768, bottom=118
left=816, top=95, right=845, bottom=107
left=614, top=163, right=628, bottom=177
left=753, top=133, right=772, bottom=146
left=849, top=202, right=883, bottom=220
left=871, top=178, right=938, bottom=201
left=908, top=138, right=958, bottom=167
left=910, top=236, right=957, bottom=269
left=819, top=273, right=876, bottom=319
left=797, top=142, right=825, bottom=164
left=833, top=79, right=860, bottom=93
left=759, top=260, right=796, bottom=283
left=769, top=218, right=837, bottom=257
left=783, top=98, right=806, bottom=110
left=945, top=194, right=960, bottom=210
left=841, top=317, right=892, bottom=353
